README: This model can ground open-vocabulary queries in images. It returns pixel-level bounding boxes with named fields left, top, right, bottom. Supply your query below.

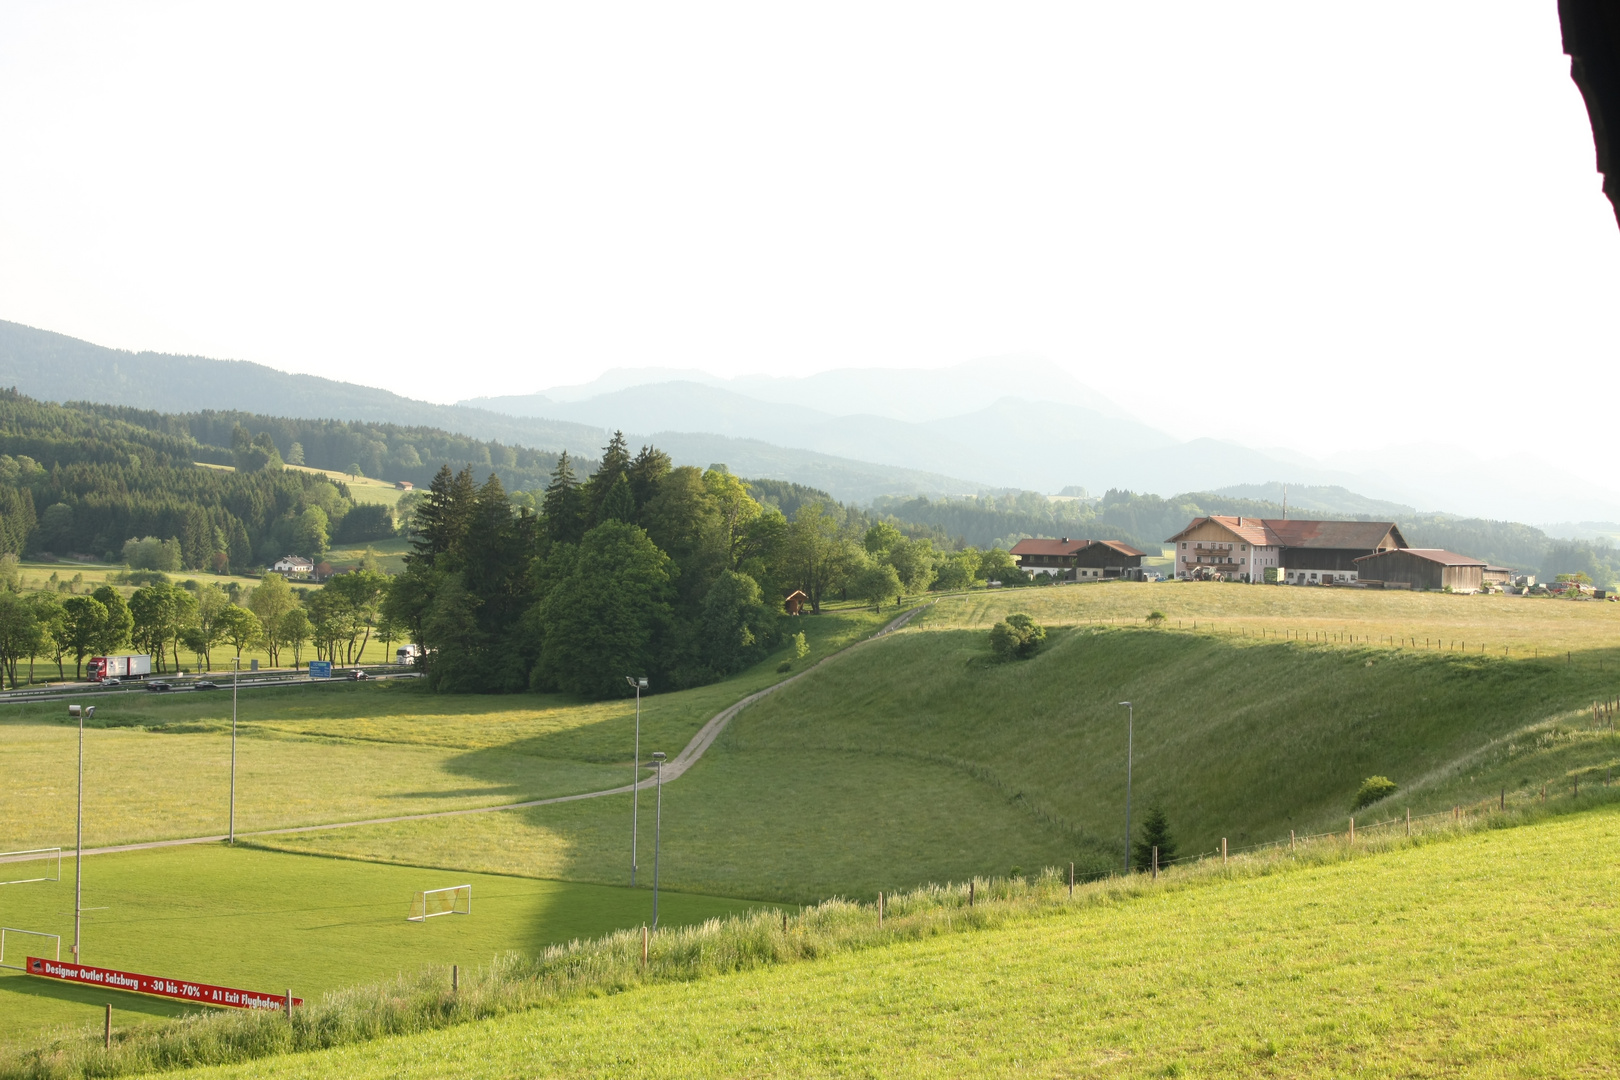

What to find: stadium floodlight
left=0, top=927, right=60, bottom=970
left=626, top=675, right=648, bottom=887
left=651, top=751, right=666, bottom=928
left=68, top=704, right=92, bottom=959
left=408, top=884, right=472, bottom=922
left=1118, top=702, right=1133, bottom=873
left=0, top=847, right=62, bottom=886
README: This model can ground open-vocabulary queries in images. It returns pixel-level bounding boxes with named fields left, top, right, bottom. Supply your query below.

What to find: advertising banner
left=26, top=957, right=301, bottom=1010
left=308, top=661, right=332, bottom=678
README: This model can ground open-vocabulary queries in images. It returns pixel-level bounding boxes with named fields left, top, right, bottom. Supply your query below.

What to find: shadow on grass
left=0, top=976, right=194, bottom=1020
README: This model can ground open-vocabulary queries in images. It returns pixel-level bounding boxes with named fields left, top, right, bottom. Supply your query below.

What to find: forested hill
left=74, top=404, right=594, bottom=495
left=0, top=391, right=374, bottom=568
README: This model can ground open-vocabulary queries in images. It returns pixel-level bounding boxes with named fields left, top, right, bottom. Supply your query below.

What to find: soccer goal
left=0, top=928, right=60, bottom=970
left=0, top=848, right=61, bottom=887
left=408, top=884, right=471, bottom=922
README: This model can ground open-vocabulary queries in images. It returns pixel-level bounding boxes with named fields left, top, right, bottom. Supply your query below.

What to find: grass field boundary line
left=47, top=604, right=934, bottom=861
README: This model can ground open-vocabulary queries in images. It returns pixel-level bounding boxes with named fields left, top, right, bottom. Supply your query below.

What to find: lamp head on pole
left=1118, top=701, right=1131, bottom=709
left=626, top=676, right=648, bottom=690
left=652, top=751, right=666, bottom=764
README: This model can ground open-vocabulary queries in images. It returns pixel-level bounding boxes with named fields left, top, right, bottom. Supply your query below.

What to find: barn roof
left=1267, top=519, right=1405, bottom=551
left=1088, top=539, right=1146, bottom=558
left=1009, top=538, right=1083, bottom=556
left=1354, top=548, right=1485, bottom=567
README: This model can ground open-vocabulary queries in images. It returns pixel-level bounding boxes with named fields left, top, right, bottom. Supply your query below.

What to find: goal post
left=408, top=884, right=471, bottom=922
left=0, top=848, right=61, bottom=886
left=0, top=928, right=60, bottom=970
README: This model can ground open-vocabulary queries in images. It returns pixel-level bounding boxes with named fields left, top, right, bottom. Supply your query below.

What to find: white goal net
left=0, top=848, right=61, bottom=887
left=408, top=884, right=471, bottom=922
left=0, top=927, right=60, bottom=970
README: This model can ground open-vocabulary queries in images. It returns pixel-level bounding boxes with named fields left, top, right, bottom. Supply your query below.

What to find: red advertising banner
left=26, top=957, right=302, bottom=1010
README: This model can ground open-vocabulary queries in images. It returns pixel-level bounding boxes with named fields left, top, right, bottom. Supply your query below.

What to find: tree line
left=0, top=566, right=394, bottom=687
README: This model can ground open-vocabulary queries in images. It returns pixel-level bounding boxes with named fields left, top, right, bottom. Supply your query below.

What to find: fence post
left=1221, top=838, right=1227, bottom=865
left=642, top=925, right=648, bottom=967
left=104, top=1003, right=111, bottom=1049
left=452, top=964, right=458, bottom=993
left=1068, top=862, right=1074, bottom=897
left=1405, top=808, right=1410, bottom=836
left=969, top=880, right=975, bottom=908
left=782, top=910, right=787, bottom=934
left=1290, top=829, right=1295, bottom=852
left=285, top=989, right=293, bottom=1020
left=1500, top=787, right=1505, bottom=811
left=1152, top=846, right=1158, bottom=880
left=878, top=891, right=884, bottom=928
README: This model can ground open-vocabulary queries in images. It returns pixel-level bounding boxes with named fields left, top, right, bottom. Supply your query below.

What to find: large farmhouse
left=1165, top=516, right=1408, bottom=585
left=1009, top=537, right=1145, bottom=581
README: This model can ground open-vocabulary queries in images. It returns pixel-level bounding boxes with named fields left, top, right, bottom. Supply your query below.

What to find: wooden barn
left=783, top=590, right=809, bottom=615
left=1353, top=548, right=1486, bottom=593
left=1009, top=538, right=1144, bottom=581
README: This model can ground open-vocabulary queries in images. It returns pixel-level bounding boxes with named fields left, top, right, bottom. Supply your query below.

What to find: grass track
left=0, top=846, right=767, bottom=1043
left=172, top=805, right=1620, bottom=1079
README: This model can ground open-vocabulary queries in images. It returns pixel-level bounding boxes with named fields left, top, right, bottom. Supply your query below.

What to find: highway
left=0, top=668, right=420, bottom=705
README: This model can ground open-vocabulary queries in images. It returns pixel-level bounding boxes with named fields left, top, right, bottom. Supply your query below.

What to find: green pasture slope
left=0, top=846, right=770, bottom=1044
left=264, top=583, right=1620, bottom=901
left=173, top=806, right=1620, bottom=1078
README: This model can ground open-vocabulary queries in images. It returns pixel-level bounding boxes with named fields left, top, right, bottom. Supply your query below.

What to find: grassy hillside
left=34, top=804, right=1620, bottom=1079
left=257, top=584, right=1620, bottom=903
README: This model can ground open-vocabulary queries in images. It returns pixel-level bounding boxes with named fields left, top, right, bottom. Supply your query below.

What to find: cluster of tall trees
left=384, top=434, right=1015, bottom=698
left=0, top=569, right=394, bottom=687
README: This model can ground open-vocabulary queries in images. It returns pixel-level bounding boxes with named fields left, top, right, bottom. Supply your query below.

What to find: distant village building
left=1008, top=538, right=1145, bottom=581
left=396, top=481, right=414, bottom=491
left=271, top=556, right=315, bottom=575
left=1354, top=548, right=1486, bottom=593
left=1165, top=517, right=1407, bottom=584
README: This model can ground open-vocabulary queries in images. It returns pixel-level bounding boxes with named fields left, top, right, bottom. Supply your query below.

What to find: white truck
left=87, top=654, right=152, bottom=681
left=395, top=644, right=421, bottom=665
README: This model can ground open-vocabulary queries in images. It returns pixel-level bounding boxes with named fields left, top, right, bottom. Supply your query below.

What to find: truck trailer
left=87, top=655, right=152, bottom=680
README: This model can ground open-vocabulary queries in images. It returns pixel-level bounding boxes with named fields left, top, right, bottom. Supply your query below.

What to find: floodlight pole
left=1119, top=702, right=1133, bottom=873
left=626, top=676, right=646, bottom=886
left=71, top=704, right=92, bottom=959
left=229, top=658, right=239, bottom=844
left=651, top=751, right=666, bottom=928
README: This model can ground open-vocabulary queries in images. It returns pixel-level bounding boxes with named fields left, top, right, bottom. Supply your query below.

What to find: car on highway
left=348, top=669, right=370, bottom=681
left=100, top=677, right=121, bottom=687
left=145, top=680, right=173, bottom=692
left=194, top=680, right=220, bottom=690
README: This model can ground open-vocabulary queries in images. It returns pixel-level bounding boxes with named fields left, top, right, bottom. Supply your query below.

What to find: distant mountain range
left=6, top=318, right=1617, bottom=524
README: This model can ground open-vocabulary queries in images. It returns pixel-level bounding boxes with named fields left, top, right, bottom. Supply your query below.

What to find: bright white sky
left=2, top=2, right=1617, bottom=472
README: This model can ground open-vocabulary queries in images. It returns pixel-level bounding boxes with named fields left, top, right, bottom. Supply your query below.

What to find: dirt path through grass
left=5, top=603, right=931, bottom=864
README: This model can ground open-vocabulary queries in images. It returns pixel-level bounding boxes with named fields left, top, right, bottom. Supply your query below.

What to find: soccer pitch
left=0, top=845, right=773, bottom=1042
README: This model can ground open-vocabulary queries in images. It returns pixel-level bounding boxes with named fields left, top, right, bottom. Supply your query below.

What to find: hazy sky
left=2, top=3, right=1617, bottom=472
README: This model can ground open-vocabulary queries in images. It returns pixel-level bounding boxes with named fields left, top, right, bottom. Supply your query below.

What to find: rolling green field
left=0, top=607, right=892, bottom=852
left=258, top=586, right=1620, bottom=902
left=165, top=804, right=1620, bottom=1079
left=0, top=845, right=771, bottom=1044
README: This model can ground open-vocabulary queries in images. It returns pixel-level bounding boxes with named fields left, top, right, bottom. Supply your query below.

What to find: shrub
left=776, top=660, right=793, bottom=673
left=989, top=613, right=1046, bottom=660
left=793, top=632, right=809, bottom=660
left=1146, top=610, right=1166, bottom=626
left=1353, top=775, right=1398, bottom=810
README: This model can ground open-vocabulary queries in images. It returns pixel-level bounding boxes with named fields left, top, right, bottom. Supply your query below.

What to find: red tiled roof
left=1009, top=538, right=1084, bottom=556
left=1166, top=516, right=1406, bottom=551
left=1354, top=548, right=1485, bottom=567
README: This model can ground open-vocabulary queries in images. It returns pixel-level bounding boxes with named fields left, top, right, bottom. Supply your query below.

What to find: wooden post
left=969, top=880, right=975, bottom=907
left=104, top=1002, right=111, bottom=1049
left=1289, top=829, right=1295, bottom=852
left=285, top=989, right=293, bottom=1019
left=452, top=964, right=458, bottom=993
left=1500, top=787, right=1505, bottom=811
left=1221, top=838, right=1227, bottom=865
left=1151, top=846, right=1158, bottom=880
left=641, top=925, right=649, bottom=967
left=1068, top=862, right=1074, bottom=897
left=1349, top=817, right=1354, bottom=844
left=1405, top=808, right=1410, bottom=836
left=782, top=910, right=787, bottom=934
left=878, top=891, right=884, bottom=929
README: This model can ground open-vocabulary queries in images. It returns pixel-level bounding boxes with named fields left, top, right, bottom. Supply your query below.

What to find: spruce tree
left=583, top=431, right=632, bottom=525
left=1132, top=803, right=1177, bottom=870
left=599, top=473, right=637, bottom=523
left=542, top=452, right=587, bottom=544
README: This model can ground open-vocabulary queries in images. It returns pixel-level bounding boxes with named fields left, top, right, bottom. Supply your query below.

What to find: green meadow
left=0, top=845, right=769, bottom=1044
left=36, top=802, right=1620, bottom=1080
